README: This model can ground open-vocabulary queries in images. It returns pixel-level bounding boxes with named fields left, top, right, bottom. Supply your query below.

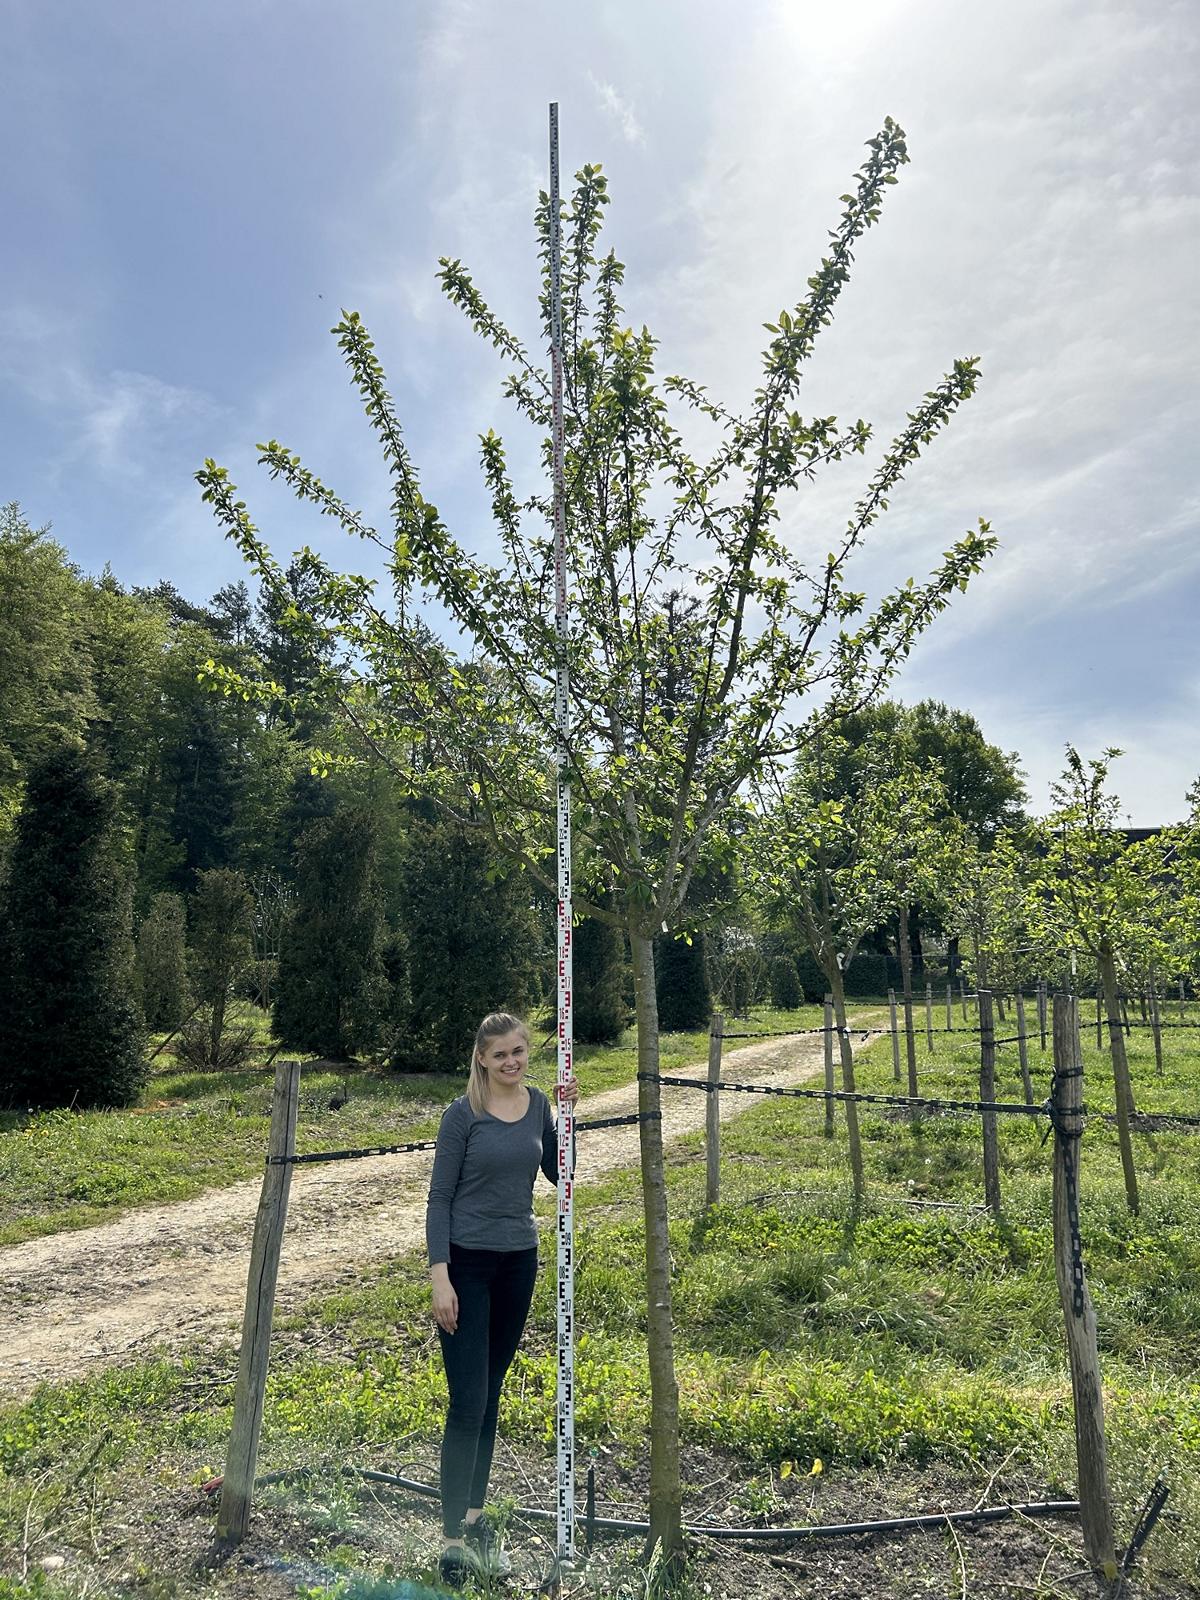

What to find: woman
left=426, top=1012, right=579, bottom=1589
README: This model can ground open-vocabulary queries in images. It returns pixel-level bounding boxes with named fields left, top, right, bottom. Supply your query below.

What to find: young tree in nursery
left=0, top=746, right=145, bottom=1108
left=394, top=813, right=544, bottom=1072
left=1025, top=749, right=1187, bottom=1215
left=748, top=736, right=950, bottom=1197
left=188, top=868, right=253, bottom=1069
left=274, top=811, right=389, bottom=1060
left=655, top=931, right=711, bottom=1032
left=137, top=892, right=190, bottom=1032
left=770, top=954, right=803, bottom=1010
left=573, top=916, right=627, bottom=1043
left=198, top=120, right=995, bottom=1554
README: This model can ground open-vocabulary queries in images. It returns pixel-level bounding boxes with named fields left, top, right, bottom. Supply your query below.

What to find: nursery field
left=1, top=1002, right=1197, bottom=1599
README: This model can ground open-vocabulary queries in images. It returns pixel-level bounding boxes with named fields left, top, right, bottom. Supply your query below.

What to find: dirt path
left=0, top=1032, right=852, bottom=1401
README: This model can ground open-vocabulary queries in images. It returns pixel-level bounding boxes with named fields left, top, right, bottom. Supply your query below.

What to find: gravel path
left=0, top=1031, right=855, bottom=1400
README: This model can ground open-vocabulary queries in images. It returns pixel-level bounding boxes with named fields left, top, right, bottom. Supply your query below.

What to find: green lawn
left=1, top=998, right=1197, bottom=1596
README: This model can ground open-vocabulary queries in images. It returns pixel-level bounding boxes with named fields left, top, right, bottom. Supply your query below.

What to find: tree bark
left=629, top=930, right=683, bottom=1561
left=1098, top=943, right=1139, bottom=1215
left=898, top=904, right=919, bottom=1111
left=829, top=970, right=865, bottom=1202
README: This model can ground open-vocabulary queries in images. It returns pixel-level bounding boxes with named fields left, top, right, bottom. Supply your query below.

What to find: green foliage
left=136, top=893, right=190, bottom=1032
left=655, top=932, right=711, bottom=1032
left=273, top=811, right=389, bottom=1060
left=0, top=746, right=145, bottom=1110
left=842, top=951, right=888, bottom=997
left=573, top=916, right=627, bottom=1043
left=188, top=867, right=253, bottom=1068
left=769, top=954, right=803, bottom=1010
left=393, top=815, right=545, bottom=1072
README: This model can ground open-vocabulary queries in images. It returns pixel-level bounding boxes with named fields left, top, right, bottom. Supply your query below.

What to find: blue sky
left=3, top=0, right=1197, bottom=822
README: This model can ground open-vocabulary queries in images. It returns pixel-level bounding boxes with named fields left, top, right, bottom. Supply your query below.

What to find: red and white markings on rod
left=548, top=100, right=576, bottom=1569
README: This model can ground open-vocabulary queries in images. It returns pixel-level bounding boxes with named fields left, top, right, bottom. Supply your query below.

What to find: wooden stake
left=925, top=981, right=934, bottom=1052
left=898, top=904, right=919, bottom=1109
left=705, top=1014, right=723, bottom=1207
left=945, top=980, right=953, bottom=1035
left=977, top=966, right=1001, bottom=1217
left=1016, top=992, right=1033, bottom=1106
left=822, top=994, right=835, bottom=1139
left=1050, top=997, right=1117, bottom=1588
left=1149, top=970, right=1163, bottom=1077
left=1038, top=981, right=1048, bottom=1051
left=217, top=1059, right=302, bottom=1545
left=888, top=989, right=901, bottom=1083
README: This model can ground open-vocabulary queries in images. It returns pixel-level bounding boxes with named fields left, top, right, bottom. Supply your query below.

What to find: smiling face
left=476, top=1029, right=529, bottom=1093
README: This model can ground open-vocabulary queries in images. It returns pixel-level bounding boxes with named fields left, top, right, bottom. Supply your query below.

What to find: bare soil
left=0, top=1032, right=837, bottom=1402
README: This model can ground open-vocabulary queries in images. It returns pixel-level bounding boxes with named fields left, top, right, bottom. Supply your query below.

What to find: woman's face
left=478, top=1030, right=529, bottom=1090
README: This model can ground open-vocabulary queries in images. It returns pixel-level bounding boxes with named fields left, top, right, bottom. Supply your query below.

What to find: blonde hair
left=467, top=1012, right=530, bottom=1115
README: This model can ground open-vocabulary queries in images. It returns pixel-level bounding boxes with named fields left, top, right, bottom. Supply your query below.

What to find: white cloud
left=588, top=74, right=643, bottom=145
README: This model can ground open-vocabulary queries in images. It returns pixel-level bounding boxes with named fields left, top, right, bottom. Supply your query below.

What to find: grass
left=1, top=995, right=1197, bottom=1595
left=0, top=1002, right=837, bottom=1245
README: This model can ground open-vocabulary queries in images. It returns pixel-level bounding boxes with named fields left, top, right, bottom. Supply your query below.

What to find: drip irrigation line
left=639, top=1071, right=1053, bottom=1120
left=200, top=1466, right=1080, bottom=1545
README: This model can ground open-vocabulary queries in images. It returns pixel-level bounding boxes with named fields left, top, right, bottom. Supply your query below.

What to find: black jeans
left=438, top=1244, right=539, bottom=1537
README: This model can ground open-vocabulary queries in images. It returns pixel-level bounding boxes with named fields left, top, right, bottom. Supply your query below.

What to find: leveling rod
left=548, top=99, right=576, bottom=1567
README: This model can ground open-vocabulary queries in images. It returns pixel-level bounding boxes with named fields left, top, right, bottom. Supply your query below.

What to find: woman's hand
left=431, top=1265, right=459, bottom=1334
left=556, top=1075, right=580, bottom=1110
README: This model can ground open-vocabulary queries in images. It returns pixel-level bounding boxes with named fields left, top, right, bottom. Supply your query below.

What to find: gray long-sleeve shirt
left=425, top=1086, right=565, bottom=1265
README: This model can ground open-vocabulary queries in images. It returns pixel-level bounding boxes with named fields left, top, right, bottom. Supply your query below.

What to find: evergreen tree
left=769, top=954, right=803, bottom=1010
left=0, top=746, right=145, bottom=1108
left=573, top=917, right=627, bottom=1043
left=189, top=868, right=253, bottom=1066
left=137, top=893, right=189, bottom=1032
left=395, top=816, right=544, bottom=1072
left=274, top=811, right=389, bottom=1060
left=655, top=933, right=711, bottom=1032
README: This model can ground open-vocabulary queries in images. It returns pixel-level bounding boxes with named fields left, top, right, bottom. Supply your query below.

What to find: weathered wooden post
left=945, top=980, right=953, bottom=1034
left=1016, top=991, right=1034, bottom=1106
left=978, top=971, right=1001, bottom=1217
left=925, top=981, right=934, bottom=1052
left=705, top=1014, right=723, bottom=1207
left=898, top=905, right=920, bottom=1108
left=217, top=1059, right=302, bottom=1546
left=888, top=989, right=902, bottom=1084
left=996, top=991, right=1007, bottom=1024
left=822, top=994, right=835, bottom=1139
left=959, top=976, right=968, bottom=1022
left=1050, top=996, right=1117, bottom=1589
left=1149, top=971, right=1163, bottom=1077
left=1038, top=980, right=1048, bottom=1051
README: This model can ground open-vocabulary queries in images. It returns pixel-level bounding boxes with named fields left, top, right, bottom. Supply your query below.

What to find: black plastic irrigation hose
left=202, top=1466, right=1080, bottom=1545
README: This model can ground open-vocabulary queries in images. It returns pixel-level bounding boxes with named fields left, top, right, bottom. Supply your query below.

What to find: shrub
left=189, top=868, right=253, bottom=1067
left=172, top=1015, right=256, bottom=1072
left=769, top=955, right=803, bottom=1010
left=574, top=918, right=627, bottom=1043
left=137, top=893, right=189, bottom=1031
left=655, top=932, right=711, bottom=1032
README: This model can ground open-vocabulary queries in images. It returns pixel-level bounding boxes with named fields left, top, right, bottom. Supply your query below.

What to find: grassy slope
left=1, top=1001, right=1197, bottom=1595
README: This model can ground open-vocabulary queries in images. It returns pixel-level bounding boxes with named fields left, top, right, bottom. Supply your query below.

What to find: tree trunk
left=1098, top=943, right=1139, bottom=1215
left=829, top=970, right=865, bottom=1203
left=909, top=903, right=925, bottom=976
left=947, top=934, right=961, bottom=979
left=629, top=930, right=683, bottom=1561
left=977, top=952, right=1001, bottom=1217
left=898, top=904, right=919, bottom=1112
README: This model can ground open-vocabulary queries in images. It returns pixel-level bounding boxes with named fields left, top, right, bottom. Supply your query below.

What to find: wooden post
left=888, top=989, right=902, bottom=1083
left=1139, top=987, right=1148, bottom=1025
left=898, top=904, right=919, bottom=1109
left=959, top=976, right=968, bottom=1022
left=925, top=982, right=934, bottom=1052
left=945, top=980, right=953, bottom=1034
left=1038, top=981, right=1048, bottom=1051
left=1149, top=970, right=1163, bottom=1077
left=978, top=967, right=1001, bottom=1217
left=217, top=1059, right=302, bottom=1545
left=822, top=994, right=835, bottom=1139
left=1050, top=997, right=1118, bottom=1587
left=1016, top=991, right=1033, bottom=1106
left=705, top=1014, right=723, bottom=1207
left=1120, top=996, right=1131, bottom=1039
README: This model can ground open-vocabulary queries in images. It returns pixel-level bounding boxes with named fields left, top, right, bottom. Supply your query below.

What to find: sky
left=3, top=0, right=1197, bottom=823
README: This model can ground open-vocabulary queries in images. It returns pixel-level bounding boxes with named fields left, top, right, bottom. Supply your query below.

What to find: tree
left=197, top=120, right=995, bottom=1555
left=573, top=917, right=627, bottom=1043
left=394, top=813, right=545, bottom=1072
left=1025, top=749, right=1187, bottom=1215
left=749, top=737, right=950, bottom=1193
left=137, top=893, right=190, bottom=1032
left=0, top=746, right=145, bottom=1109
left=189, top=868, right=253, bottom=1068
left=274, top=811, right=389, bottom=1060
left=769, top=954, right=803, bottom=1010
left=655, top=932, right=711, bottom=1032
